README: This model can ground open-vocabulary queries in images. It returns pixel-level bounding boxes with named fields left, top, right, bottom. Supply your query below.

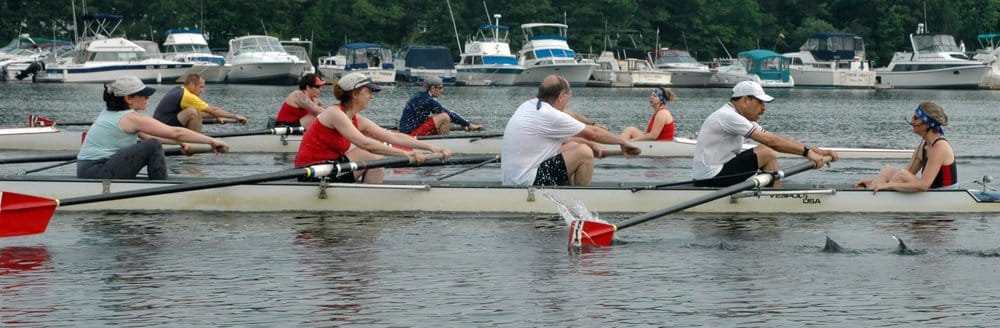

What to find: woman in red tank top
left=275, top=73, right=327, bottom=127
left=295, top=72, right=452, bottom=183
left=855, top=101, right=957, bottom=192
left=620, top=87, right=676, bottom=141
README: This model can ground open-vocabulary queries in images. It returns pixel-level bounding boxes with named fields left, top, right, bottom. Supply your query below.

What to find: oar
left=417, top=132, right=503, bottom=140
left=569, top=158, right=828, bottom=247
left=435, top=155, right=500, bottom=181
left=207, top=126, right=306, bottom=138
left=0, top=145, right=215, bottom=164
left=0, top=153, right=447, bottom=238
left=29, top=114, right=238, bottom=127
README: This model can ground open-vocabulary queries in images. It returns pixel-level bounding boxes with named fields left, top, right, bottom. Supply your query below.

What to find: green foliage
left=5, top=0, right=1000, bottom=66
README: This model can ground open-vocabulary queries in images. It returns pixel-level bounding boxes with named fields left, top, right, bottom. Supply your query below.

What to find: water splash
left=542, top=192, right=609, bottom=226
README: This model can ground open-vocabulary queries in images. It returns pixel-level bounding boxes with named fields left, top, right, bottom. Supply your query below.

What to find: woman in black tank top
left=854, top=101, right=956, bottom=192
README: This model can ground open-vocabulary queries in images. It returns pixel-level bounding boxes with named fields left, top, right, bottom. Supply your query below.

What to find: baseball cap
left=109, top=76, right=156, bottom=97
left=338, top=72, right=382, bottom=92
left=731, top=81, right=774, bottom=102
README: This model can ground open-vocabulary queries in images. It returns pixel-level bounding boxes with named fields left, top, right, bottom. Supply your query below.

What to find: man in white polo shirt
left=692, top=81, right=838, bottom=187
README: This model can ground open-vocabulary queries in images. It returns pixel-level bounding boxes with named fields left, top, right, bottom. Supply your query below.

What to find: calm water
left=2, top=82, right=1000, bottom=326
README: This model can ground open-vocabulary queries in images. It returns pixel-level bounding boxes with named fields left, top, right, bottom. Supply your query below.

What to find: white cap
left=108, top=76, right=156, bottom=97
left=731, top=81, right=773, bottom=102
left=337, top=72, right=382, bottom=92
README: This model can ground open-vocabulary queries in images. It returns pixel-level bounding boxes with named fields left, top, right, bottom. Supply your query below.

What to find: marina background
left=2, top=84, right=1000, bottom=325
left=5, top=0, right=1000, bottom=67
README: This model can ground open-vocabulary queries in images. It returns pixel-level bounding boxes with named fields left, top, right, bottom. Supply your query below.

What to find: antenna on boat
left=260, top=19, right=268, bottom=36
left=71, top=0, right=78, bottom=42
left=446, top=0, right=462, bottom=54
left=717, top=36, right=733, bottom=59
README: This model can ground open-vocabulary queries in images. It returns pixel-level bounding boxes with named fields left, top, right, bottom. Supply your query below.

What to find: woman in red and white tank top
left=855, top=101, right=957, bottom=192
left=620, top=87, right=676, bottom=141
left=295, top=72, right=452, bottom=183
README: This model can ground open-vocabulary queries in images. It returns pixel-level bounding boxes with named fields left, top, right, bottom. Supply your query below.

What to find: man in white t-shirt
left=501, top=75, right=641, bottom=186
left=692, top=81, right=838, bottom=187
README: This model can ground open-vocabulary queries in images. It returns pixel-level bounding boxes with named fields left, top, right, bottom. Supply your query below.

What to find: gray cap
left=108, top=76, right=156, bottom=97
left=421, top=76, right=443, bottom=90
left=337, top=72, right=382, bottom=92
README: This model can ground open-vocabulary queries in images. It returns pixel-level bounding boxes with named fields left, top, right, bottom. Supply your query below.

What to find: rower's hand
left=180, top=142, right=193, bottom=156
left=408, top=150, right=427, bottom=164
left=808, top=148, right=839, bottom=169
left=234, top=115, right=249, bottom=125
left=620, top=142, right=641, bottom=158
left=854, top=179, right=873, bottom=189
left=430, top=147, right=452, bottom=161
left=464, top=124, right=484, bottom=131
left=210, top=139, right=230, bottom=154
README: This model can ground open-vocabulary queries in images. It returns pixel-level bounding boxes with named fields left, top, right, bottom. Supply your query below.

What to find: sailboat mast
left=446, top=0, right=462, bottom=54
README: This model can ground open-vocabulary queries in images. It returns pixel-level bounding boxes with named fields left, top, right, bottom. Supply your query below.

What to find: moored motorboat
left=784, top=32, right=876, bottom=88
left=875, top=23, right=990, bottom=89
left=709, top=49, right=794, bottom=88
left=0, top=127, right=914, bottom=159
left=513, top=23, right=597, bottom=86
left=394, top=45, right=457, bottom=84
left=2, top=176, right=998, bottom=214
left=317, top=43, right=396, bottom=85
left=650, top=48, right=713, bottom=87
left=455, top=14, right=524, bottom=86
left=224, top=35, right=306, bottom=85
left=162, top=29, right=231, bottom=83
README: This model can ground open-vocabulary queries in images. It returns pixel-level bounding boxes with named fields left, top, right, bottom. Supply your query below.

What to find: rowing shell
left=0, top=128, right=914, bottom=159
left=2, top=176, right=997, bottom=214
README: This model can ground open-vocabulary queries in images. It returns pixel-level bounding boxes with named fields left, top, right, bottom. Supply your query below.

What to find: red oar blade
left=569, top=220, right=617, bottom=247
left=0, top=192, right=57, bottom=237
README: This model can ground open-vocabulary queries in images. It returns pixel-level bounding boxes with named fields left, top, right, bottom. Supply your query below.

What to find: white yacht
left=225, top=35, right=305, bottom=85
left=589, top=30, right=671, bottom=87
left=394, top=45, right=457, bottom=84
left=709, top=49, right=794, bottom=88
left=875, top=23, right=989, bottom=89
left=162, top=29, right=230, bottom=83
left=784, top=32, right=876, bottom=88
left=455, top=14, right=524, bottom=86
left=40, top=13, right=192, bottom=83
left=650, top=48, right=713, bottom=87
left=513, top=23, right=597, bottom=86
left=0, top=35, right=73, bottom=82
left=280, top=37, right=316, bottom=77
left=317, top=42, right=395, bottom=85
left=972, top=33, right=1000, bottom=89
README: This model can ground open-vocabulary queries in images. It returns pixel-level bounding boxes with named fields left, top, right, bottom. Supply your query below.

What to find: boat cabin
left=738, top=49, right=792, bottom=82
left=799, top=32, right=865, bottom=61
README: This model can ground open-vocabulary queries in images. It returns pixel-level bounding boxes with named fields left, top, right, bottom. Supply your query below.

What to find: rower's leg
left=754, top=145, right=781, bottom=188
left=178, top=107, right=204, bottom=132
left=346, top=148, right=385, bottom=184
left=620, top=126, right=644, bottom=140
left=433, top=113, right=452, bottom=135
left=560, top=141, right=595, bottom=186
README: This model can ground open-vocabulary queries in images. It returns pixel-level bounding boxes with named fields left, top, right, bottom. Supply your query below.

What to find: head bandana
left=914, top=106, right=944, bottom=134
left=652, top=88, right=669, bottom=105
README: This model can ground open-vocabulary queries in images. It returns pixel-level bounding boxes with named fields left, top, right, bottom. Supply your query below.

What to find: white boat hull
left=590, top=70, right=672, bottom=87
left=3, top=177, right=999, bottom=214
left=226, top=62, right=303, bottom=85
left=876, top=66, right=990, bottom=89
left=514, top=63, right=597, bottom=86
left=455, top=65, right=523, bottom=86
left=177, top=63, right=231, bottom=83
left=0, top=130, right=914, bottom=159
left=41, top=62, right=193, bottom=83
left=662, top=68, right=714, bottom=87
left=791, top=68, right=876, bottom=88
left=318, top=67, right=396, bottom=85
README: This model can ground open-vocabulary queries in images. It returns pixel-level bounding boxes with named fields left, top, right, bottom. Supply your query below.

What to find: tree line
left=3, top=0, right=1000, bottom=67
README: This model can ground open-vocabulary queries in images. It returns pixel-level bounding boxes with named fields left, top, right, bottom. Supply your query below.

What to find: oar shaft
left=417, top=132, right=503, bottom=140
left=208, top=126, right=306, bottom=138
left=616, top=159, right=820, bottom=230
left=0, top=145, right=211, bottom=164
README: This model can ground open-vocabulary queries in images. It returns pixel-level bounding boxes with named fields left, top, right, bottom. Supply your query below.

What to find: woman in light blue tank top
left=77, top=76, right=231, bottom=180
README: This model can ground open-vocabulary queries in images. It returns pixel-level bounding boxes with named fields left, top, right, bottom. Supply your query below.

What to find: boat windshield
left=234, top=36, right=286, bottom=53
left=476, top=25, right=509, bottom=43
left=654, top=50, right=699, bottom=64
left=166, top=44, right=212, bottom=54
left=913, top=34, right=962, bottom=53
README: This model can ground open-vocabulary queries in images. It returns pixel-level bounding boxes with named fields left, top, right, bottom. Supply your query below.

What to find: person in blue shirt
left=398, top=76, right=484, bottom=136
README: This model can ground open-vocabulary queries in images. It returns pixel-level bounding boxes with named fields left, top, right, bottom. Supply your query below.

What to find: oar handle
left=616, top=157, right=826, bottom=230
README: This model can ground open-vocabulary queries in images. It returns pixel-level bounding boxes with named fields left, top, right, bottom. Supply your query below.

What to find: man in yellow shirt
left=153, top=74, right=248, bottom=132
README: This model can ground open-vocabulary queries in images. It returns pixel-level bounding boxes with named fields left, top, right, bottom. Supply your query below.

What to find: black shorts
left=694, top=149, right=759, bottom=187
left=533, top=154, right=570, bottom=186
left=297, top=155, right=359, bottom=183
